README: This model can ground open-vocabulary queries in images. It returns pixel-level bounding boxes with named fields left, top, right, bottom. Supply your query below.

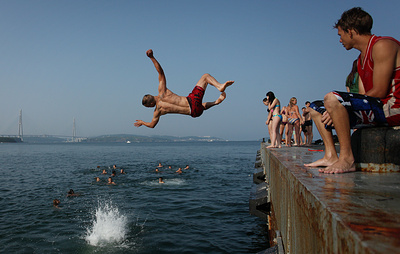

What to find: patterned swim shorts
left=186, top=86, right=205, bottom=118
left=310, top=91, right=387, bottom=129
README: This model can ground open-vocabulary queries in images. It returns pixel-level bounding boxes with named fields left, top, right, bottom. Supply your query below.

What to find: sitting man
left=134, top=49, right=234, bottom=128
left=305, top=7, right=400, bottom=173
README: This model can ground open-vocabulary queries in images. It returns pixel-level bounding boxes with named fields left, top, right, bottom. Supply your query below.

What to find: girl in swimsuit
left=265, top=91, right=282, bottom=148
left=263, top=98, right=272, bottom=141
left=286, top=97, right=304, bottom=147
left=280, top=106, right=289, bottom=146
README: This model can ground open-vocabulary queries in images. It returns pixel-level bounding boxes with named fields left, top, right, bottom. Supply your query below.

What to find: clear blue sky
left=1, top=0, right=399, bottom=141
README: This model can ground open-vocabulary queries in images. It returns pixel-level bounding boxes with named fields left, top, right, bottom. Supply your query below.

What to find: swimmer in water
left=53, top=199, right=60, bottom=208
left=66, top=189, right=80, bottom=197
left=176, top=168, right=183, bottom=174
left=101, top=169, right=107, bottom=175
left=159, top=177, right=165, bottom=184
left=108, top=177, right=116, bottom=185
left=120, top=168, right=126, bottom=174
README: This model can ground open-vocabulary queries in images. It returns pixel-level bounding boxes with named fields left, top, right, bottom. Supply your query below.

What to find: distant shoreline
left=2, top=134, right=260, bottom=144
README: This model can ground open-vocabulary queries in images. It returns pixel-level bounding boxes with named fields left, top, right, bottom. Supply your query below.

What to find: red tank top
left=357, top=35, right=400, bottom=126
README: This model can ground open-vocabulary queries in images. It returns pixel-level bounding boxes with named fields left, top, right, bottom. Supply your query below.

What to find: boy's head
left=334, top=7, right=372, bottom=35
left=142, top=94, right=156, bottom=107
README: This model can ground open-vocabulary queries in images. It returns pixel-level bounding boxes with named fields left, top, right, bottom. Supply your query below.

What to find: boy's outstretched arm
left=146, top=49, right=167, bottom=95
left=134, top=110, right=161, bottom=128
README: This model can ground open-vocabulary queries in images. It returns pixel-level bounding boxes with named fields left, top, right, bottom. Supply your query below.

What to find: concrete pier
left=250, top=143, right=400, bottom=254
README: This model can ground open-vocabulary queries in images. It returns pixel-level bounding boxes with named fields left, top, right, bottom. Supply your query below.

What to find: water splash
left=143, top=178, right=187, bottom=186
left=85, top=200, right=128, bottom=247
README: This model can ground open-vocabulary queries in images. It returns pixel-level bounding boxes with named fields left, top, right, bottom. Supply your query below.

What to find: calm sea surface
left=0, top=141, right=268, bottom=253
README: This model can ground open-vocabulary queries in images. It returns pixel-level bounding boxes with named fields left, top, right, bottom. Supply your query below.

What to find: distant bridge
left=1, top=111, right=86, bottom=142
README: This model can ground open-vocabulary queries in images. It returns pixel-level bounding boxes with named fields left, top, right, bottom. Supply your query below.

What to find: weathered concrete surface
left=261, top=143, right=400, bottom=254
left=351, top=126, right=400, bottom=172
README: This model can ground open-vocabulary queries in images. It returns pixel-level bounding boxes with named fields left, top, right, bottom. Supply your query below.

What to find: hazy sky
left=1, top=0, right=399, bottom=141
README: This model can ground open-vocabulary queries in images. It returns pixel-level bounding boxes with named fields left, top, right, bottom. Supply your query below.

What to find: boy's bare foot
left=304, top=157, right=338, bottom=167
left=319, top=159, right=355, bottom=174
left=219, top=81, right=234, bottom=92
left=215, top=92, right=226, bottom=104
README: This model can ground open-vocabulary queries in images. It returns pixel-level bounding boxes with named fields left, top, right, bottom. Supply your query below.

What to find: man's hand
left=146, top=49, right=153, bottom=58
left=321, top=111, right=333, bottom=126
left=134, top=120, right=144, bottom=127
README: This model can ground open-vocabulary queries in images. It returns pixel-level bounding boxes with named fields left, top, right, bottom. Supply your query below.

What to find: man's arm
left=146, top=49, right=167, bottom=95
left=366, top=40, right=398, bottom=98
left=134, top=109, right=161, bottom=128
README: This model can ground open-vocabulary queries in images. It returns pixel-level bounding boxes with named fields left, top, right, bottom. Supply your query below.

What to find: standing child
left=286, top=97, right=304, bottom=146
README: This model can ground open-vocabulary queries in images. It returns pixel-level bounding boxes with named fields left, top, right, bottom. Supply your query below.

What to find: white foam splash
left=143, top=178, right=186, bottom=186
left=85, top=201, right=128, bottom=246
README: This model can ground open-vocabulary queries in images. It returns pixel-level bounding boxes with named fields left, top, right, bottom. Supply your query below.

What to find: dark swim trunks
left=186, top=86, right=205, bottom=118
left=310, top=91, right=387, bottom=129
left=304, top=120, right=313, bottom=126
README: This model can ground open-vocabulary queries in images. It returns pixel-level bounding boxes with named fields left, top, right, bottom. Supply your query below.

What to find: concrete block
left=386, top=127, right=400, bottom=165
left=351, top=127, right=400, bottom=171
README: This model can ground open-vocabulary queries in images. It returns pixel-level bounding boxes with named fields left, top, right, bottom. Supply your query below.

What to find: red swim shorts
left=186, top=86, right=205, bottom=118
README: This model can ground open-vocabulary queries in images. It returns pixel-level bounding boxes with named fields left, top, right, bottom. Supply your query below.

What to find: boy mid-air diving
left=134, top=49, right=234, bottom=128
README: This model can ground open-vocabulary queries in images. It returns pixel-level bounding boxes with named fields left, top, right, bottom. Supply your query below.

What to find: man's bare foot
left=219, top=81, right=234, bottom=92
left=319, top=159, right=355, bottom=174
left=215, top=92, right=226, bottom=104
left=304, top=157, right=338, bottom=167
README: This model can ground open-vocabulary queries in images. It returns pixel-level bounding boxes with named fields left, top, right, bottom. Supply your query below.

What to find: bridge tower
left=72, top=117, right=76, bottom=142
left=18, top=109, right=23, bottom=142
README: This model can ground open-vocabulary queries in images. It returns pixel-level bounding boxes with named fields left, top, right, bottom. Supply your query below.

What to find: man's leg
left=304, top=108, right=338, bottom=167
left=308, top=126, right=313, bottom=145
left=196, top=74, right=234, bottom=92
left=203, top=92, right=226, bottom=110
left=321, top=92, right=355, bottom=173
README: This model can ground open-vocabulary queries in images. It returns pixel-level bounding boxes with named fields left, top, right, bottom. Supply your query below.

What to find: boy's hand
left=134, top=120, right=143, bottom=127
left=321, top=111, right=333, bottom=126
left=146, top=49, right=154, bottom=58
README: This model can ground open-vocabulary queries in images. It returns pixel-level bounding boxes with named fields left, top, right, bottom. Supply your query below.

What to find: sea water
left=0, top=142, right=269, bottom=253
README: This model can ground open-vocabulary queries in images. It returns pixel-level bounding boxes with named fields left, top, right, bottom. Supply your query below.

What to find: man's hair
left=142, top=94, right=155, bottom=106
left=334, top=7, right=373, bottom=35
left=305, top=101, right=310, bottom=104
